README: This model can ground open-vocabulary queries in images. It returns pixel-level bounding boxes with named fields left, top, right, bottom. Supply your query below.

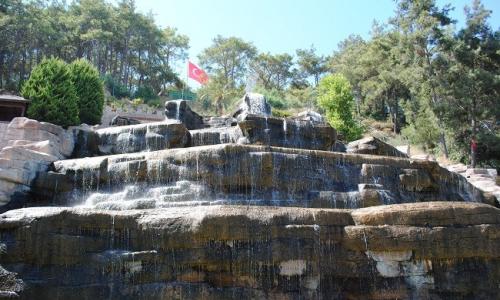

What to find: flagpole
left=182, top=60, right=187, bottom=100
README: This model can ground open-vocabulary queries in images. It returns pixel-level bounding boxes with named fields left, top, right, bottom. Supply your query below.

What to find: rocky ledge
left=0, top=202, right=499, bottom=299
left=31, top=144, right=484, bottom=208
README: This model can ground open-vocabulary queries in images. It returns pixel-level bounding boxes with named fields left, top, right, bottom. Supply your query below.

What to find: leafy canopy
left=317, top=74, right=362, bottom=141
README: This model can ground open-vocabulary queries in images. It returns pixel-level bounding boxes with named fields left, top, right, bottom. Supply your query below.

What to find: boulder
left=292, top=110, right=324, bottom=124
left=4, top=117, right=74, bottom=158
left=347, top=136, right=408, bottom=158
left=232, top=93, right=272, bottom=121
left=0, top=264, right=24, bottom=298
left=238, top=115, right=336, bottom=151
left=165, top=100, right=204, bottom=130
left=109, top=115, right=140, bottom=126
left=0, top=118, right=75, bottom=210
left=399, top=168, right=438, bottom=192
left=202, top=116, right=237, bottom=128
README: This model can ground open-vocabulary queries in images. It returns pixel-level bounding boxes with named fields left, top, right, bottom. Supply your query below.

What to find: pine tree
left=69, top=59, right=105, bottom=125
left=21, top=58, right=80, bottom=127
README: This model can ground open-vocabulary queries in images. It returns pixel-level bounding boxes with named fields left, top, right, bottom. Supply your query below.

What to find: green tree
left=392, top=0, right=454, bottom=156
left=296, top=45, right=328, bottom=86
left=317, top=74, right=362, bottom=141
left=251, top=52, right=294, bottom=90
left=197, top=76, right=242, bottom=115
left=198, top=35, right=257, bottom=88
left=438, top=0, right=500, bottom=167
left=22, top=58, right=80, bottom=127
left=69, top=59, right=104, bottom=125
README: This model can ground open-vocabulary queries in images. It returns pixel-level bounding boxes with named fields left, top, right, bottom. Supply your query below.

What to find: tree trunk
left=470, top=96, right=478, bottom=168
left=424, top=47, right=448, bottom=158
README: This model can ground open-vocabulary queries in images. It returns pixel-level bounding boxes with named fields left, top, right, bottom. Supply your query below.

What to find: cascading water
left=5, top=97, right=496, bottom=300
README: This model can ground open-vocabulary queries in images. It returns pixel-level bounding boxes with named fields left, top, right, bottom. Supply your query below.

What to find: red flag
left=188, top=61, right=209, bottom=85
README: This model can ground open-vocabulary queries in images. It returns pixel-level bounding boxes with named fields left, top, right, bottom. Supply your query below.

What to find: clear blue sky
left=133, top=0, right=500, bottom=80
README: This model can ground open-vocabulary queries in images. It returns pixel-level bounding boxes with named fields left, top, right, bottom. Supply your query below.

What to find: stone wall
left=0, top=122, right=9, bottom=149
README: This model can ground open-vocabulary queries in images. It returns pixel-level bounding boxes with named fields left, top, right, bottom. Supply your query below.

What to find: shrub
left=317, top=74, right=362, bottom=141
left=22, top=58, right=80, bottom=127
left=272, top=109, right=292, bottom=118
left=69, top=59, right=105, bottom=125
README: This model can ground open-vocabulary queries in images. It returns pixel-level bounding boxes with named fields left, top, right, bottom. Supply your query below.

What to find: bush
left=317, top=74, right=362, bottom=141
left=69, top=59, right=105, bottom=125
left=272, top=109, right=292, bottom=118
left=254, top=86, right=288, bottom=109
left=22, top=58, right=80, bottom=127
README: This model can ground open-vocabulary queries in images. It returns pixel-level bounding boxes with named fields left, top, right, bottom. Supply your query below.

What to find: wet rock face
left=96, top=121, right=190, bottom=155
left=35, top=144, right=481, bottom=209
left=0, top=203, right=499, bottom=299
left=238, top=115, right=336, bottom=150
left=165, top=100, right=205, bottom=130
left=232, top=93, right=272, bottom=121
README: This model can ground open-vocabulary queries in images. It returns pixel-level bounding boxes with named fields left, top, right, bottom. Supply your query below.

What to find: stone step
left=33, top=144, right=484, bottom=209
left=1, top=202, right=499, bottom=299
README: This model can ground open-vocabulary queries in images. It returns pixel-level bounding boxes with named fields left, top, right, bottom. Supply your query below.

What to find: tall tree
left=438, top=0, right=500, bottom=167
left=296, top=45, right=328, bottom=86
left=392, top=0, right=454, bottom=156
left=251, top=52, right=294, bottom=90
left=198, top=35, right=257, bottom=88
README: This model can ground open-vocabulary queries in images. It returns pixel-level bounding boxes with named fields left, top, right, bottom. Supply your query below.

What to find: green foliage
left=251, top=53, right=294, bottom=90
left=69, top=59, right=104, bottom=125
left=196, top=76, right=243, bottom=115
left=254, top=87, right=287, bottom=109
left=146, top=98, right=162, bottom=109
left=134, top=85, right=158, bottom=102
left=21, top=58, right=80, bottom=127
left=317, top=74, right=362, bottom=141
left=103, top=74, right=130, bottom=99
left=1, top=0, right=184, bottom=93
left=296, top=45, right=328, bottom=86
left=401, top=105, right=441, bottom=151
left=132, top=98, right=144, bottom=106
left=272, top=109, right=292, bottom=118
left=199, top=35, right=257, bottom=88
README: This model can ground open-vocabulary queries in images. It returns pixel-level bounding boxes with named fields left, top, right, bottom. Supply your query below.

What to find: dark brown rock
left=347, top=136, right=408, bottom=158
left=165, top=100, right=204, bottom=130
left=0, top=203, right=498, bottom=299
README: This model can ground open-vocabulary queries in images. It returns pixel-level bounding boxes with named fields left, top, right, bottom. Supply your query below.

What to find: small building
left=0, top=94, right=30, bottom=122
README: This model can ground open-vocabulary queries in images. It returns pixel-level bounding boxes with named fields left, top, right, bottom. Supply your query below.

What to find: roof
left=0, top=94, right=30, bottom=103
